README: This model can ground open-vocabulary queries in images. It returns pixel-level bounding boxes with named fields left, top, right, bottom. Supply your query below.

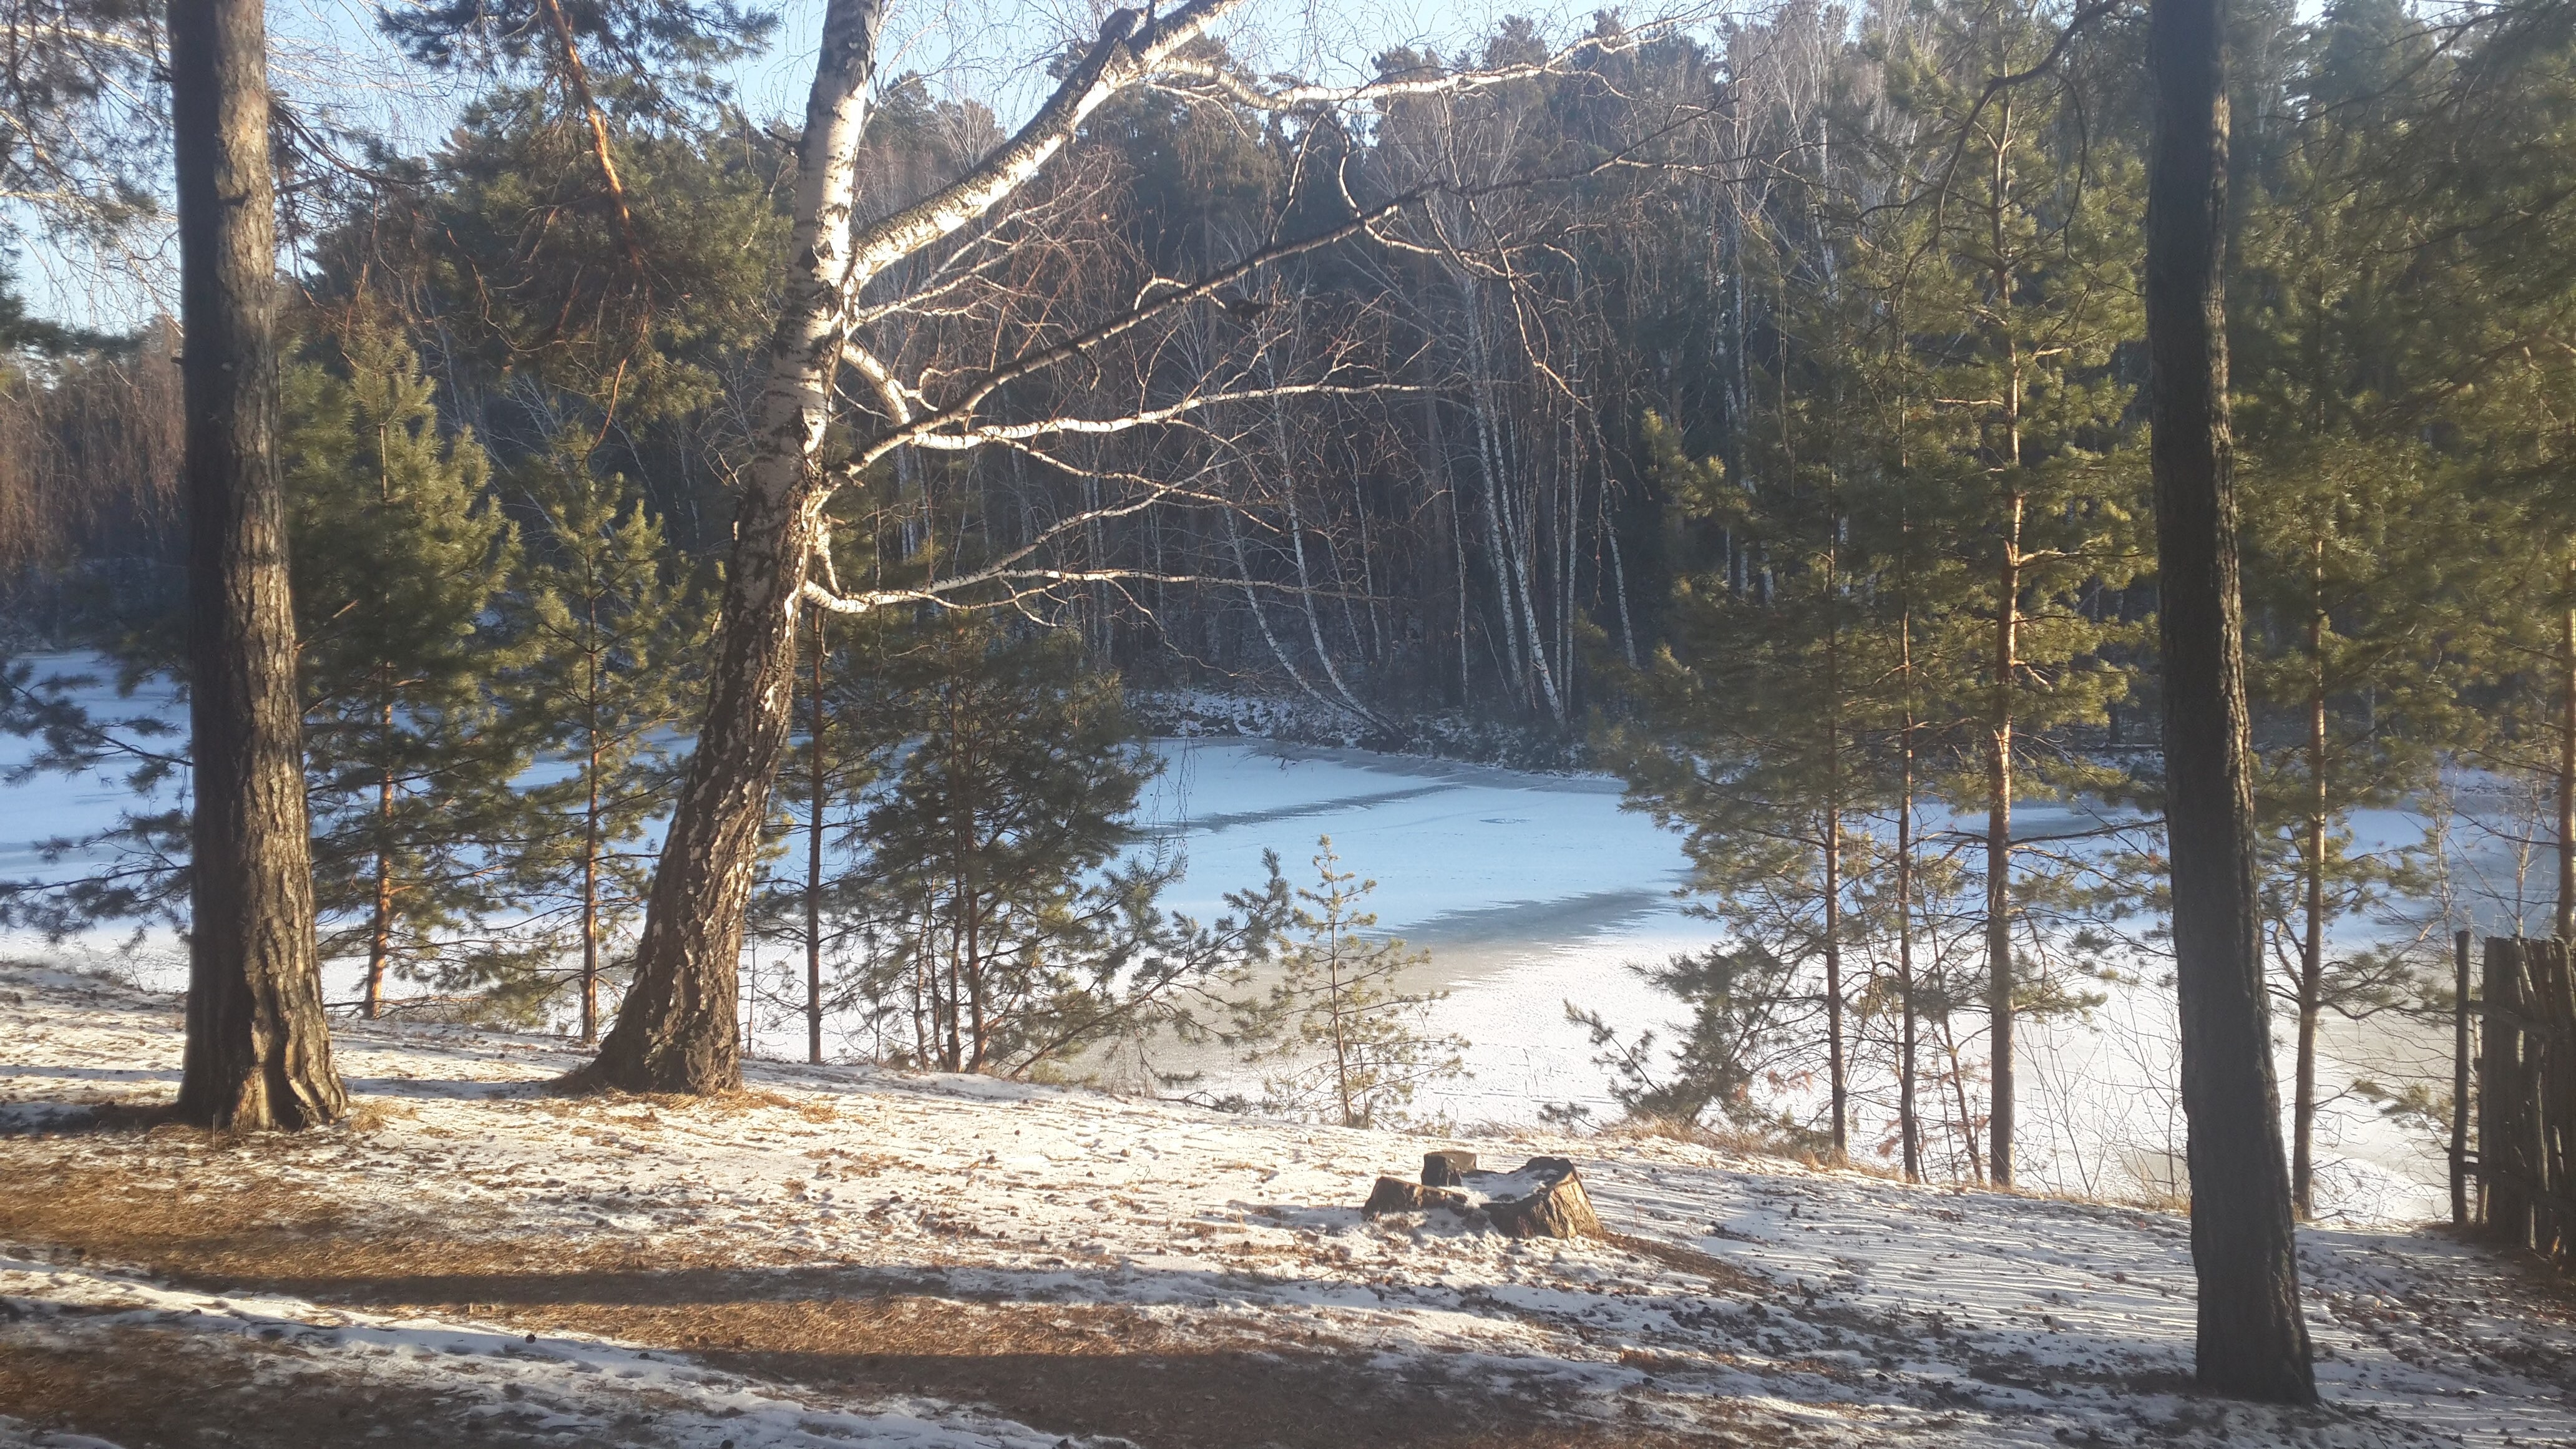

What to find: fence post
left=2454, top=929, right=2472, bottom=1228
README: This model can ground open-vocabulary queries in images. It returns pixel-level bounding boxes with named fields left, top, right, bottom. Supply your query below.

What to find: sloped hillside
left=0, top=963, right=2568, bottom=1449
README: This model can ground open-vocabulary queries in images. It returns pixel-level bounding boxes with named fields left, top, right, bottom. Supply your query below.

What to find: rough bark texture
left=2145, top=0, right=2316, bottom=1403
left=1481, top=1158, right=1603, bottom=1240
left=1421, top=1150, right=1476, bottom=1186
left=170, top=0, right=347, bottom=1131
left=1362, top=1177, right=1468, bottom=1216
left=582, top=0, right=887, bottom=1094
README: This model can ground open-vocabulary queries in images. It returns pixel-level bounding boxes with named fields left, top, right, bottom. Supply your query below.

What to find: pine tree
left=2148, top=0, right=2318, bottom=1399
left=170, top=0, right=346, bottom=1129
left=1604, top=406, right=1895, bottom=1159
left=283, top=320, right=529, bottom=1017
left=1885, top=5, right=2151, bottom=1185
left=2230, top=0, right=2504, bottom=1216
left=837, top=612, right=1258, bottom=1076
left=1241, top=837, right=1466, bottom=1129
left=504, top=439, right=710, bottom=1041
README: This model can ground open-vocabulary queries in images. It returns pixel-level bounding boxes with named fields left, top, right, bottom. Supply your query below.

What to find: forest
left=4, top=0, right=2576, bottom=1428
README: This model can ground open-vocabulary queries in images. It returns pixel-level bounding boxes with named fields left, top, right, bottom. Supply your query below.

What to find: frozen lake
left=1125, top=738, right=1707, bottom=1126
left=1, top=652, right=2474, bottom=1220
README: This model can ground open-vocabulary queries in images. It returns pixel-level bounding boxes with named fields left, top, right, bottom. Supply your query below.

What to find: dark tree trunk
left=2293, top=540, right=2325, bottom=1219
left=1986, top=535, right=2017, bottom=1188
left=170, top=0, right=346, bottom=1130
left=580, top=0, right=886, bottom=1095
left=2557, top=581, right=2574, bottom=942
left=1823, top=540, right=1846, bottom=1161
left=2146, top=0, right=2316, bottom=1403
left=1899, top=608, right=1921, bottom=1184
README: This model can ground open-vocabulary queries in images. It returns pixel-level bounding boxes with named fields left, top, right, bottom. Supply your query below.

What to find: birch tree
left=583, top=0, right=1672, bottom=1093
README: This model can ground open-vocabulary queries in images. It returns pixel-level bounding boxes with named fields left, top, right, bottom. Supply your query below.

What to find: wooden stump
left=1480, top=1156, right=1603, bottom=1239
left=1359, top=1154, right=1601, bottom=1238
left=1422, top=1149, right=1476, bottom=1186
left=1362, top=1176, right=1468, bottom=1217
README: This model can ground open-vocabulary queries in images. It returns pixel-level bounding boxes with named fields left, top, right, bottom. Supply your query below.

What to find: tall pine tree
left=505, top=439, right=710, bottom=1040
left=283, top=320, right=529, bottom=1017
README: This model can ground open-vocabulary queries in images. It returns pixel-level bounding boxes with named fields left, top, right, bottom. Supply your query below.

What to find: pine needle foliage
left=502, top=438, right=712, bottom=1040
left=283, top=320, right=534, bottom=1017
left=1239, top=837, right=1466, bottom=1129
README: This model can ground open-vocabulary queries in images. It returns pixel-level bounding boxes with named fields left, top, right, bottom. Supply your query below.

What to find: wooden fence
left=2469, top=937, right=2575, bottom=1268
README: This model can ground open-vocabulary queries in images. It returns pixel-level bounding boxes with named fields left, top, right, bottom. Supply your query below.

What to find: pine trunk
left=1823, top=550, right=1847, bottom=1160
left=369, top=766, right=393, bottom=1018
left=1986, top=518, right=2019, bottom=1188
left=2146, top=0, right=2316, bottom=1401
left=2293, top=547, right=2325, bottom=1218
left=1899, top=610, right=1921, bottom=1183
left=582, top=734, right=601, bottom=1045
left=582, top=0, right=886, bottom=1094
left=2557, top=579, right=2574, bottom=942
left=1986, top=118, right=2024, bottom=1191
left=807, top=610, right=827, bottom=1065
left=171, top=0, right=347, bottom=1130
left=580, top=611, right=603, bottom=1046
left=367, top=691, right=394, bottom=1020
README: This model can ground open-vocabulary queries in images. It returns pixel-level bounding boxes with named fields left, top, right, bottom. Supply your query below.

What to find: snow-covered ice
left=0, top=655, right=2514, bottom=1219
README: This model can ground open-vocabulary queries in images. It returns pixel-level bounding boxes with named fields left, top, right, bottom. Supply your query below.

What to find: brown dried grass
left=0, top=1151, right=1775, bottom=1448
left=1606, top=1231, right=1775, bottom=1297
left=0, top=1324, right=518, bottom=1449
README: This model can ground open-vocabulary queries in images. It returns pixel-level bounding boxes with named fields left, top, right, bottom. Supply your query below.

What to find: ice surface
left=0, top=657, right=2497, bottom=1218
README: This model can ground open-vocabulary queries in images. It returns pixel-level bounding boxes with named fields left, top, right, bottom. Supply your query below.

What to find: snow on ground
left=0, top=655, right=2489, bottom=1218
left=3, top=964, right=2570, bottom=1449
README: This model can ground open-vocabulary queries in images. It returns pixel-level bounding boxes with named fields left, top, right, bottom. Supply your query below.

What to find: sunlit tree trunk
left=171, top=0, right=347, bottom=1129
left=2292, top=534, right=2325, bottom=1217
left=583, top=0, right=887, bottom=1093
left=2147, top=0, right=2316, bottom=1400
left=1986, top=497, right=2020, bottom=1187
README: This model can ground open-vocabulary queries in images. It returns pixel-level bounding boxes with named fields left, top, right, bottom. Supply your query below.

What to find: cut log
left=1422, top=1149, right=1477, bottom=1186
left=1477, top=1156, right=1603, bottom=1240
left=1362, top=1176, right=1468, bottom=1217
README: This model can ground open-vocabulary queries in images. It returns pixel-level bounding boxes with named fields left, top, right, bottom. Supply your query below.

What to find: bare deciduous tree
left=583, top=0, right=1676, bottom=1093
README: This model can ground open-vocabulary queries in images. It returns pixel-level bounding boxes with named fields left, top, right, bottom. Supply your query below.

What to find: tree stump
left=1478, top=1156, right=1603, bottom=1239
left=1363, top=1176, right=1468, bottom=1216
left=1359, top=1154, right=1601, bottom=1238
left=1422, top=1149, right=1476, bottom=1186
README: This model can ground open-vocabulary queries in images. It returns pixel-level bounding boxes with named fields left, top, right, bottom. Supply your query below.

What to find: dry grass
left=0, top=1323, right=540, bottom=1449
left=344, top=1098, right=419, bottom=1133
left=1606, top=1231, right=1776, bottom=1296
left=0, top=1146, right=1777, bottom=1448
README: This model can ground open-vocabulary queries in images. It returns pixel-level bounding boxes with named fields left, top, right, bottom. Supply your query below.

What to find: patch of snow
left=4, top=964, right=2572, bottom=1448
